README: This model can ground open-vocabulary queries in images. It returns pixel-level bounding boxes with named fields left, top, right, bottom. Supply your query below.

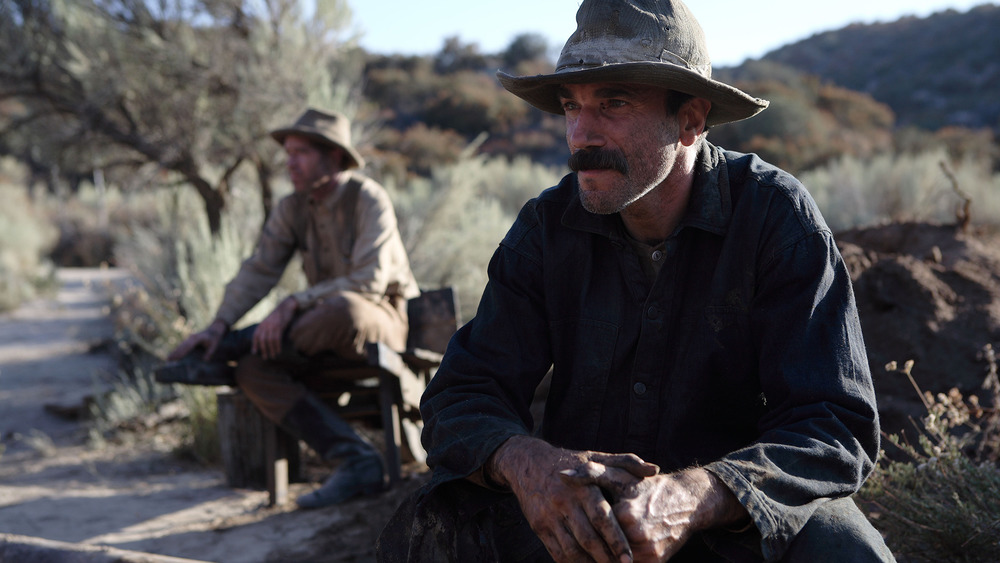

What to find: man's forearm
left=465, top=434, right=530, bottom=492
left=678, top=468, right=750, bottom=532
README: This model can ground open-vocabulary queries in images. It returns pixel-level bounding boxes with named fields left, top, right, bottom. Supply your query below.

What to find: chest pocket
left=292, top=176, right=363, bottom=281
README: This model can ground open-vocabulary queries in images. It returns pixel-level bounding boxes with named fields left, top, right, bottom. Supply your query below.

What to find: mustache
left=567, top=149, right=629, bottom=175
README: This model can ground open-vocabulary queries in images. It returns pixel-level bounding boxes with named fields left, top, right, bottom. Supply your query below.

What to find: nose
left=567, top=106, right=606, bottom=152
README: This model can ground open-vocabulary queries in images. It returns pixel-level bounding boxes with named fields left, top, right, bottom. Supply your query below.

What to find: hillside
left=760, top=3, right=1000, bottom=133
left=357, top=5, right=1000, bottom=180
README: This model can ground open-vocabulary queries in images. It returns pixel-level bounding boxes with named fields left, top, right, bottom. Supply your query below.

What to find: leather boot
left=154, top=325, right=257, bottom=386
left=280, top=394, right=387, bottom=509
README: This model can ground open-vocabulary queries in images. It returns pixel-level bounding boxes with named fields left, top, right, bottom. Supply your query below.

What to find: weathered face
left=283, top=134, right=341, bottom=193
left=559, top=82, right=681, bottom=214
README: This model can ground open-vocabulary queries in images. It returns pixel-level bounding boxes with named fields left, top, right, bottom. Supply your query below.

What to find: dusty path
left=0, top=268, right=425, bottom=562
left=0, top=268, right=129, bottom=454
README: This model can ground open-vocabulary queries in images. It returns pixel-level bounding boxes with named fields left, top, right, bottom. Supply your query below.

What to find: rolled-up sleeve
left=421, top=204, right=552, bottom=487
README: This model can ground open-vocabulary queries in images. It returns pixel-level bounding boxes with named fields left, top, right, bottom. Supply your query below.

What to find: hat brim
left=497, top=62, right=768, bottom=127
left=270, top=128, right=366, bottom=170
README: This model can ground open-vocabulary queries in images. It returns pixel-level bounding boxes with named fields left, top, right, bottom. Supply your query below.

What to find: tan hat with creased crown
left=497, top=0, right=769, bottom=127
left=270, top=108, right=366, bottom=169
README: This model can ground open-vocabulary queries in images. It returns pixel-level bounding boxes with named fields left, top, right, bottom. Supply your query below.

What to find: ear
left=678, top=98, right=711, bottom=147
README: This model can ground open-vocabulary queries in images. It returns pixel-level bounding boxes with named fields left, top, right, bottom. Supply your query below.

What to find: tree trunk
left=255, top=157, right=275, bottom=221
left=182, top=175, right=226, bottom=236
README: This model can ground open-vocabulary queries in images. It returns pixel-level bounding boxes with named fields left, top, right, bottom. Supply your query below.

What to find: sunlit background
left=347, top=0, right=990, bottom=66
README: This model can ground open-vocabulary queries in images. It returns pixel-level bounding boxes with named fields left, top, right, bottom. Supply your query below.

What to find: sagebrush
left=857, top=352, right=1000, bottom=562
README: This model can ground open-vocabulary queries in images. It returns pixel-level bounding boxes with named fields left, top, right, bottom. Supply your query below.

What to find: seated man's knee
left=783, top=497, right=894, bottom=562
left=289, top=292, right=403, bottom=358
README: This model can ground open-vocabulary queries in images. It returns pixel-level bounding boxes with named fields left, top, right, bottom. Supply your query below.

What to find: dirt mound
left=837, top=221, right=1000, bottom=438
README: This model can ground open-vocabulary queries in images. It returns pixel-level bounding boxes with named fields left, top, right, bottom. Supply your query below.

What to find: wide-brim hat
left=270, top=108, right=365, bottom=169
left=497, top=0, right=769, bottom=127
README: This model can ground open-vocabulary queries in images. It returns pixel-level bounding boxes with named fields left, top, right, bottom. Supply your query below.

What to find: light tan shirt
left=214, top=171, right=420, bottom=327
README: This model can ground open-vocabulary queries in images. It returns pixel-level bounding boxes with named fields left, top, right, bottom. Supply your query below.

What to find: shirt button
left=646, top=306, right=659, bottom=319
left=633, top=382, right=647, bottom=395
left=651, top=250, right=663, bottom=261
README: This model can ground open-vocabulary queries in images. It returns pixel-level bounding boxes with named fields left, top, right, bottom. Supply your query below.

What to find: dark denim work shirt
left=420, top=142, right=880, bottom=560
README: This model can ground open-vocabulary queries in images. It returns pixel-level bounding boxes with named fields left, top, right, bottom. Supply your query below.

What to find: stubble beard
left=292, top=162, right=337, bottom=194
left=576, top=119, right=680, bottom=215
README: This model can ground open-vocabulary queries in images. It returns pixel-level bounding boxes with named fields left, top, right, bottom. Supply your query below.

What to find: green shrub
left=0, top=159, right=58, bottom=311
left=801, top=150, right=1000, bottom=232
left=174, top=385, right=221, bottom=465
left=113, top=176, right=301, bottom=353
left=857, top=354, right=1000, bottom=561
left=390, top=149, right=563, bottom=322
left=107, top=175, right=302, bottom=462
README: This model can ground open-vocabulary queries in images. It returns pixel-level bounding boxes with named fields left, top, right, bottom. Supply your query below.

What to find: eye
left=605, top=98, right=628, bottom=109
left=560, top=99, right=579, bottom=113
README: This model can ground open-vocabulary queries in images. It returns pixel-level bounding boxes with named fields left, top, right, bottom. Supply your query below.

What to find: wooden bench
left=216, top=287, right=459, bottom=506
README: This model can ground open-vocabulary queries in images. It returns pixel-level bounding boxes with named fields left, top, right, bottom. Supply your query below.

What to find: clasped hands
left=487, top=435, right=744, bottom=563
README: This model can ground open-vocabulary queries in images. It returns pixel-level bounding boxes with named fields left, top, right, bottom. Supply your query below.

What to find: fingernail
left=559, top=469, right=577, bottom=477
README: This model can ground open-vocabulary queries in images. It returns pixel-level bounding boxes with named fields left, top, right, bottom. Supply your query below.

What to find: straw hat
left=270, top=109, right=366, bottom=169
left=497, top=0, right=769, bottom=126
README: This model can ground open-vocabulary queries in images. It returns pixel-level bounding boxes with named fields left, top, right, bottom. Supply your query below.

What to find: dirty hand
left=488, top=435, right=659, bottom=563
left=252, top=297, right=298, bottom=360
left=564, top=467, right=748, bottom=562
left=167, top=319, right=228, bottom=361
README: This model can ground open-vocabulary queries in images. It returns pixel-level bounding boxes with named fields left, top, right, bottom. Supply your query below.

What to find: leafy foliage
left=858, top=354, right=1000, bottom=562
left=713, top=62, right=896, bottom=173
left=802, top=150, right=1000, bottom=232
left=390, top=146, right=563, bottom=322
left=362, top=37, right=564, bottom=175
left=112, top=173, right=301, bottom=358
left=0, top=158, right=57, bottom=311
left=0, top=0, right=361, bottom=234
left=105, top=175, right=302, bottom=460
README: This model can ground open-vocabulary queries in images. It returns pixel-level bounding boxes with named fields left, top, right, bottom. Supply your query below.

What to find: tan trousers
left=234, top=292, right=408, bottom=422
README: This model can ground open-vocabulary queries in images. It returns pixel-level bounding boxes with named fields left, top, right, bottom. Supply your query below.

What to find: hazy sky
left=346, top=0, right=992, bottom=67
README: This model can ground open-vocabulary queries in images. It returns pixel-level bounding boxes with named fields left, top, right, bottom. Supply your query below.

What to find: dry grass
left=857, top=352, right=1000, bottom=562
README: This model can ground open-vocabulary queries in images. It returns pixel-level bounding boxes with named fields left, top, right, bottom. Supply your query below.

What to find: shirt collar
left=562, top=142, right=732, bottom=241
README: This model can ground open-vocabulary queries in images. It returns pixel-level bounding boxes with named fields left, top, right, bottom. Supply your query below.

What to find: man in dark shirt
left=378, top=0, right=894, bottom=560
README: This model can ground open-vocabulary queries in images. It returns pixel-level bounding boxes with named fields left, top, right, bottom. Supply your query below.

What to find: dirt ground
left=839, top=222, right=1000, bottom=440
left=2, top=221, right=999, bottom=562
